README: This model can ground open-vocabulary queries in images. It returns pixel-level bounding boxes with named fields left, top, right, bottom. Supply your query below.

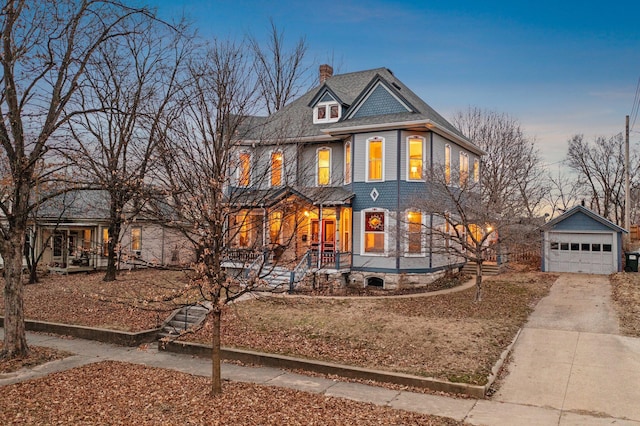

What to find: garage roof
left=542, top=205, right=627, bottom=233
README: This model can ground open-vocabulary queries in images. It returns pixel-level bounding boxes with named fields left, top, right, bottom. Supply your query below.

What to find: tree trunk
left=475, top=260, right=483, bottom=302
left=103, top=220, right=122, bottom=282
left=211, top=307, right=222, bottom=395
left=2, top=236, right=29, bottom=359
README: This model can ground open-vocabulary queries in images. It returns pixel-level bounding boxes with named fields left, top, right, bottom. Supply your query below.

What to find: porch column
left=318, top=204, right=323, bottom=269
left=335, top=206, right=341, bottom=252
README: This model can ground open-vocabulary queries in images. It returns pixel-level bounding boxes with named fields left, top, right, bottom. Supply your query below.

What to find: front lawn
left=187, top=271, right=557, bottom=385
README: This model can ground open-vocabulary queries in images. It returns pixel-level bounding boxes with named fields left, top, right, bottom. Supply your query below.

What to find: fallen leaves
left=0, top=344, right=71, bottom=374
left=0, top=361, right=462, bottom=425
left=610, top=272, right=640, bottom=336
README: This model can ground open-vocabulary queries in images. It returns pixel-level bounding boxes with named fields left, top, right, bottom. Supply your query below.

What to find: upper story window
left=238, top=151, right=251, bottom=187
left=344, top=141, right=351, bottom=184
left=270, top=151, right=283, bottom=187
left=313, top=102, right=341, bottom=124
left=317, top=147, right=331, bottom=186
left=407, top=136, right=425, bottom=181
left=444, top=144, right=451, bottom=185
left=460, top=152, right=469, bottom=186
left=367, top=137, right=384, bottom=182
left=473, top=158, right=480, bottom=183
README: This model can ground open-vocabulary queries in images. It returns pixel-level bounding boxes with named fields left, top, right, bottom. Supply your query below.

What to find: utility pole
left=625, top=115, right=630, bottom=248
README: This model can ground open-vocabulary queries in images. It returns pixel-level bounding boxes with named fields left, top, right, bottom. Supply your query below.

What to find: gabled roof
left=239, top=67, right=482, bottom=154
left=542, top=205, right=627, bottom=233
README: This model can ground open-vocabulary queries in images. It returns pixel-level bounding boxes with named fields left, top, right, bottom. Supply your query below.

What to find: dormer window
left=314, top=102, right=341, bottom=124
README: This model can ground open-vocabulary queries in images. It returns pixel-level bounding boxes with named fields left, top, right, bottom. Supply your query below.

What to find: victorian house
left=227, top=66, right=484, bottom=288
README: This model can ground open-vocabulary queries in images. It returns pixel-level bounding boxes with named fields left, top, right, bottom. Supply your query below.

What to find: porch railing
left=309, top=250, right=352, bottom=270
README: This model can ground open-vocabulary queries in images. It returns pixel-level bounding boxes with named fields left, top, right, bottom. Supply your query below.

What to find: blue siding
left=351, top=182, right=398, bottom=211
left=551, top=211, right=614, bottom=232
left=352, top=85, right=409, bottom=118
left=319, top=92, right=335, bottom=103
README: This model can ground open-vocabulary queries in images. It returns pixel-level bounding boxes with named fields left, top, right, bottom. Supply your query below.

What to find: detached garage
left=541, top=205, right=627, bottom=274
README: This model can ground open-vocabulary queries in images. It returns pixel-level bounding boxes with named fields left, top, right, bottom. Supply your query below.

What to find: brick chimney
left=319, top=64, right=333, bottom=84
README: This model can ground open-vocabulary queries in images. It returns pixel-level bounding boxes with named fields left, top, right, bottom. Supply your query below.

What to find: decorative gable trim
left=345, top=76, right=416, bottom=120
left=308, top=85, right=345, bottom=108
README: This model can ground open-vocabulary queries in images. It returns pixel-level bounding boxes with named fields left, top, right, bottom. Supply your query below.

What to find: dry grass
left=0, top=361, right=462, bottom=425
left=0, top=269, right=198, bottom=332
left=187, top=271, right=557, bottom=385
left=610, top=272, right=640, bottom=336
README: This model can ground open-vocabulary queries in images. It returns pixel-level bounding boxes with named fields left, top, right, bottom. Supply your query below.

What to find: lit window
left=238, top=152, right=251, bottom=187
left=271, top=151, right=283, bottom=187
left=131, top=227, right=141, bottom=252
left=445, top=145, right=451, bottom=184
left=344, top=141, right=351, bottom=184
left=317, top=106, right=326, bottom=120
left=407, top=211, right=422, bottom=254
left=269, top=211, right=282, bottom=244
left=460, top=152, right=469, bottom=186
left=364, top=211, right=385, bottom=254
left=102, top=228, right=109, bottom=256
left=367, top=138, right=383, bottom=181
left=408, top=137, right=423, bottom=180
left=237, top=213, right=250, bottom=247
left=473, top=158, right=480, bottom=183
left=317, top=148, right=331, bottom=186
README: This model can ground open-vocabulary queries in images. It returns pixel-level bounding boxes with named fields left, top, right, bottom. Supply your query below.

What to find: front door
left=322, top=220, right=335, bottom=252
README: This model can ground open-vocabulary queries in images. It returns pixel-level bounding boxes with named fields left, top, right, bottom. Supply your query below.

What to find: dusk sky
left=154, top=0, right=640, bottom=169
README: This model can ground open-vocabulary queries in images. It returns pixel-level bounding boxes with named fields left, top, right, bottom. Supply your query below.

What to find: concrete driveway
left=489, top=274, right=640, bottom=424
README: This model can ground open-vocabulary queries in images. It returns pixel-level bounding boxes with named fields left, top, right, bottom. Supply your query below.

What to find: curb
left=0, top=317, right=160, bottom=347
left=160, top=340, right=487, bottom=398
left=484, top=327, right=521, bottom=394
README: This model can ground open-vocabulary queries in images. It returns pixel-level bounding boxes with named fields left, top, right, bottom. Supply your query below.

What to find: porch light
left=304, top=210, right=310, bottom=217
left=486, top=226, right=493, bottom=233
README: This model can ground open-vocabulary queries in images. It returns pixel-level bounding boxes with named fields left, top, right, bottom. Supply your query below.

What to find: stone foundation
left=348, top=269, right=455, bottom=290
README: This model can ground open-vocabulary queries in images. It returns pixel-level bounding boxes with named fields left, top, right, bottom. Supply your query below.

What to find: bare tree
left=417, top=166, right=499, bottom=302
left=0, top=0, right=149, bottom=359
left=452, top=107, right=548, bottom=218
left=545, top=167, right=581, bottom=219
left=249, top=19, right=310, bottom=114
left=565, top=133, right=638, bottom=225
left=64, top=16, right=190, bottom=281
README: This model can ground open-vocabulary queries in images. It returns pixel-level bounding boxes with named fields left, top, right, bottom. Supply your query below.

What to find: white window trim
left=459, top=151, right=469, bottom=186
left=316, top=147, right=332, bottom=186
left=365, top=137, right=385, bottom=183
left=406, top=135, right=426, bottom=182
left=444, top=144, right=451, bottom=185
left=404, top=210, right=426, bottom=257
left=360, top=209, right=388, bottom=256
left=236, top=150, right=252, bottom=187
left=344, top=141, right=352, bottom=185
left=473, top=158, right=480, bottom=183
left=269, top=149, right=284, bottom=188
left=313, top=101, right=341, bottom=124
left=131, top=227, right=142, bottom=254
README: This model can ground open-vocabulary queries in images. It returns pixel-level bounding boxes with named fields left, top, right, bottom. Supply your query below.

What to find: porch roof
left=232, top=185, right=353, bottom=208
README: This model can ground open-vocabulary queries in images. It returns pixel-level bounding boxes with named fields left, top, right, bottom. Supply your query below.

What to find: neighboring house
left=0, top=190, right=194, bottom=274
left=541, top=205, right=626, bottom=274
left=227, top=65, right=484, bottom=288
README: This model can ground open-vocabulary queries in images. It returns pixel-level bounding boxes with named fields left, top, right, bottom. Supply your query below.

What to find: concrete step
left=158, top=303, right=210, bottom=340
left=462, top=262, right=500, bottom=276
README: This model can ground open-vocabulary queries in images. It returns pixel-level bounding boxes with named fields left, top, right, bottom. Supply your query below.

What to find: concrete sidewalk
left=2, top=273, right=640, bottom=425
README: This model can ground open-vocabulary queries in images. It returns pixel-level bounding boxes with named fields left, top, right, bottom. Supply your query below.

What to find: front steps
left=461, top=262, right=501, bottom=276
left=158, top=303, right=210, bottom=339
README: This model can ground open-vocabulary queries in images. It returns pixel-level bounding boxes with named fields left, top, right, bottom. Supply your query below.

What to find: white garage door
left=546, top=232, right=615, bottom=274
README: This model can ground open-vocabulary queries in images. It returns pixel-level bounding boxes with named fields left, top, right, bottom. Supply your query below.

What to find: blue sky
left=153, top=0, right=640, bottom=167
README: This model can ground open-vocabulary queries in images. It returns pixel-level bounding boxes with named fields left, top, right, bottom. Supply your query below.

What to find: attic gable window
left=314, top=102, right=341, bottom=124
